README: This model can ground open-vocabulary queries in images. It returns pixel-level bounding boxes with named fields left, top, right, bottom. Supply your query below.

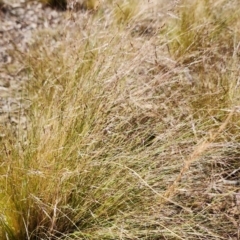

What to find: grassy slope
left=1, top=0, right=240, bottom=239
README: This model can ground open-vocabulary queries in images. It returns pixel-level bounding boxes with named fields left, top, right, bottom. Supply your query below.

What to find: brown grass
left=0, top=0, right=240, bottom=239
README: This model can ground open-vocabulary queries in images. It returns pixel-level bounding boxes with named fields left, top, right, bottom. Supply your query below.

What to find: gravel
left=0, top=0, right=65, bottom=133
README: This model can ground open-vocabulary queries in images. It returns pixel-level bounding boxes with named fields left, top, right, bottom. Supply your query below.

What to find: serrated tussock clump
left=1, top=0, right=240, bottom=239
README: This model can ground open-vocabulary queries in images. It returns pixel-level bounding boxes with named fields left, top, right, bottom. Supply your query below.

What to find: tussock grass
left=1, top=0, right=240, bottom=239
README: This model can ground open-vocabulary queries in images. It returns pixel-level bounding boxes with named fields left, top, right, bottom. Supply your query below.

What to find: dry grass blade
left=162, top=109, right=235, bottom=203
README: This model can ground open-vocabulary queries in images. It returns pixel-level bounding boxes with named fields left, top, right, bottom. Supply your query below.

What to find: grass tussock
left=168, top=0, right=240, bottom=122
left=1, top=0, right=240, bottom=239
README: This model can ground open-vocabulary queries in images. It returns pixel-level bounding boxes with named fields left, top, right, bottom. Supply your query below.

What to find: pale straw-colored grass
left=1, top=0, right=240, bottom=239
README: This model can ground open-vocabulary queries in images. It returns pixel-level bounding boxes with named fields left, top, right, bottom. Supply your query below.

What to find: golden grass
left=1, top=0, right=240, bottom=239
